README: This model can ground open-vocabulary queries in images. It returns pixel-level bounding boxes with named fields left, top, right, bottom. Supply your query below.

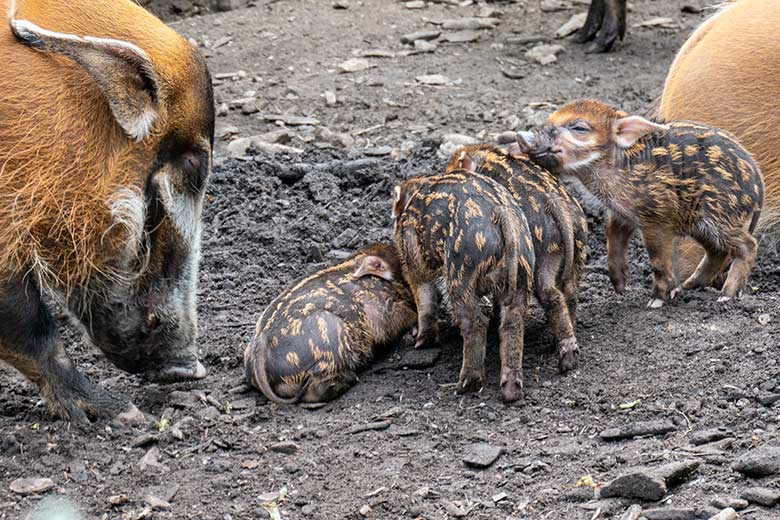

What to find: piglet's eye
left=570, top=124, right=590, bottom=133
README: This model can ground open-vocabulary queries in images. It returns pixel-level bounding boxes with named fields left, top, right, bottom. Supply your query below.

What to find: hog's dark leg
left=718, top=229, right=758, bottom=302
left=606, top=213, right=635, bottom=294
left=536, top=264, right=579, bottom=373
left=642, top=229, right=676, bottom=308
left=673, top=247, right=729, bottom=298
left=498, top=290, right=528, bottom=403
left=0, top=276, right=133, bottom=422
left=412, top=282, right=439, bottom=349
left=452, top=295, right=488, bottom=395
left=577, top=0, right=627, bottom=53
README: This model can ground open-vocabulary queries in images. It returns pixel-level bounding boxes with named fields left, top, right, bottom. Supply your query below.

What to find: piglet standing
left=393, top=172, right=535, bottom=402
left=518, top=99, right=764, bottom=307
left=447, top=144, right=588, bottom=372
left=244, top=243, right=417, bottom=405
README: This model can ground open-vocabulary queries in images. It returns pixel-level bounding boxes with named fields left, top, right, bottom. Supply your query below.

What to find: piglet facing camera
left=244, top=243, right=417, bottom=405
left=519, top=99, right=764, bottom=307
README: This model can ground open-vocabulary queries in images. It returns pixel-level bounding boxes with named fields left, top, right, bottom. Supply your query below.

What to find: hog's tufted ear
left=11, top=19, right=160, bottom=142
left=612, top=116, right=669, bottom=148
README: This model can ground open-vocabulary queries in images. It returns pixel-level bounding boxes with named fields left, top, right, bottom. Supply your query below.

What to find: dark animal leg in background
left=0, top=275, right=133, bottom=422
left=577, top=0, right=627, bottom=53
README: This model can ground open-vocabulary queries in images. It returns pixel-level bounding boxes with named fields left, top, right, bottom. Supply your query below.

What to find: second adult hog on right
left=518, top=99, right=764, bottom=307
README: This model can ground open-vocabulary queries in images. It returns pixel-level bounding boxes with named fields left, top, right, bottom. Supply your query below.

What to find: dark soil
left=2, top=1, right=780, bottom=520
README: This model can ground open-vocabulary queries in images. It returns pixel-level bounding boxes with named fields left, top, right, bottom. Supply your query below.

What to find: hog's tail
left=547, top=198, right=575, bottom=284
left=244, top=333, right=305, bottom=405
left=495, top=208, right=520, bottom=295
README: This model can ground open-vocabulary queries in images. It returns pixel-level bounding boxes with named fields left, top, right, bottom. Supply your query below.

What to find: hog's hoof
left=413, top=334, right=437, bottom=350
left=557, top=338, right=579, bottom=373
left=669, top=286, right=683, bottom=300
left=499, top=369, right=524, bottom=403
left=456, top=369, right=484, bottom=395
left=646, top=298, right=665, bottom=309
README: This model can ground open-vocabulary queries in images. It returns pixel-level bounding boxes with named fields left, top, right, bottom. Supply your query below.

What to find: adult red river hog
left=0, top=0, right=215, bottom=422
left=657, top=0, right=780, bottom=279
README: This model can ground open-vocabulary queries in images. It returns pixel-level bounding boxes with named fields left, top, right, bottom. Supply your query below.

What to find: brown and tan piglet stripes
left=244, top=243, right=416, bottom=405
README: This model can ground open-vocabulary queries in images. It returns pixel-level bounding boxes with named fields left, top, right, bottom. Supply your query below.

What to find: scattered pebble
left=732, top=446, right=780, bottom=477
left=525, top=44, right=565, bottom=65
left=442, top=30, right=481, bottom=44
left=710, top=498, right=747, bottom=511
left=440, top=17, right=499, bottom=31
left=400, top=30, right=441, bottom=44
left=708, top=508, right=737, bottom=520
left=416, top=74, right=449, bottom=86
left=462, top=443, right=503, bottom=468
left=600, top=460, right=700, bottom=501
left=270, top=441, right=300, bottom=454
left=9, top=478, right=55, bottom=496
left=620, top=504, right=643, bottom=520
left=689, top=427, right=733, bottom=446
left=556, top=12, right=587, bottom=38
left=640, top=508, right=717, bottom=520
left=599, top=420, right=676, bottom=441
left=740, top=487, right=780, bottom=507
left=338, top=58, right=374, bottom=73
left=145, top=495, right=171, bottom=511
left=397, top=348, right=441, bottom=369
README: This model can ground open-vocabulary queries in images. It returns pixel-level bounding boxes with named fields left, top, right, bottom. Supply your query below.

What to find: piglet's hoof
left=646, top=298, right=665, bottom=309
left=456, top=369, right=484, bottom=395
left=500, top=368, right=524, bottom=403
left=669, top=286, right=683, bottom=299
left=557, top=338, right=579, bottom=373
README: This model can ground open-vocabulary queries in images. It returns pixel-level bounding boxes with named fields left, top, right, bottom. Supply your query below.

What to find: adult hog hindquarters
left=447, top=144, right=587, bottom=373
left=659, top=0, right=780, bottom=280
left=0, top=0, right=215, bottom=421
left=392, top=172, right=535, bottom=402
left=518, top=99, right=763, bottom=308
left=244, top=244, right=416, bottom=405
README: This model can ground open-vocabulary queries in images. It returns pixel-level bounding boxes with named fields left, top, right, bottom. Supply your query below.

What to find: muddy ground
left=3, top=1, right=780, bottom=519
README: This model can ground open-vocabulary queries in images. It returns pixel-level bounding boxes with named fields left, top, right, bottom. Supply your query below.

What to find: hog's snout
left=146, top=359, right=207, bottom=383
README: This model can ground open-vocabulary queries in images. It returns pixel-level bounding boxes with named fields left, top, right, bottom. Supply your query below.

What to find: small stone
left=497, top=131, right=517, bottom=144
left=324, top=90, right=337, bottom=106
left=732, top=446, right=780, bottom=476
left=413, top=40, right=437, bottom=53
left=359, top=49, right=396, bottom=59
left=109, top=495, right=130, bottom=506
left=438, top=133, right=478, bottom=159
left=640, top=508, right=717, bottom=520
left=405, top=0, right=425, bottom=8
left=599, top=420, right=676, bottom=441
left=758, top=313, right=771, bottom=325
left=441, top=17, right=499, bottom=30
left=689, top=427, right=733, bottom=446
left=338, top=58, right=374, bottom=73
left=138, top=447, right=170, bottom=473
left=620, top=504, right=643, bottom=520
left=226, top=137, right=251, bottom=158
left=359, top=504, right=371, bottom=516
left=633, top=17, right=678, bottom=29
left=216, top=103, right=229, bottom=117
left=710, top=498, right=747, bottom=511
left=400, top=30, right=441, bottom=44
left=758, top=393, right=780, bottom=406
left=169, top=390, right=200, bottom=408
left=442, top=501, right=467, bottom=517
left=442, top=30, right=481, bottom=44
left=270, top=441, right=300, bottom=454
left=229, top=397, right=257, bottom=410
left=462, top=443, right=503, bottom=468
left=197, top=405, right=222, bottom=421
left=416, top=74, right=449, bottom=86
left=301, top=504, right=317, bottom=516
left=9, top=478, right=55, bottom=496
left=145, top=495, right=171, bottom=511
left=708, top=508, right=737, bottom=520
left=332, top=0, right=349, bottom=8
left=740, top=487, right=780, bottom=507
left=525, top=44, right=565, bottom=65
left=600, top=461, right=700, bottom=501
left=556, top=12, right=588, bottom=38
left=540, top=0, right=570, bottom=12
left=130, top=433, right=160, bottom=448
left=397, top=348, right=441, bottom=369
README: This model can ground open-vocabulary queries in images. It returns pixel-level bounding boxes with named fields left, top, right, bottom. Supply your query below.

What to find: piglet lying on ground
left=244, top=243, right=416, bottom=405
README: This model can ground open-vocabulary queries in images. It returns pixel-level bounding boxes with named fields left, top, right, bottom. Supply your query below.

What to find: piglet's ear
left=392, top=185, right=409, bottom=219
left=11, top=19, right=160, bottom=142
left=612, top=116, right=668, bottom=148
left=458, top=153, right=476, bottom=173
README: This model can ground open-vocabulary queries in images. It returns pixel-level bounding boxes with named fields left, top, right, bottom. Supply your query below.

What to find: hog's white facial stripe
left=158, top=172, right=204, bottom=247
left=107, top=187, right=146, bottom=263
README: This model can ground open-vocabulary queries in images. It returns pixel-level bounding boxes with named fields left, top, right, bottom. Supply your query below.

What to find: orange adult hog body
left=0, top=0, right=215, bottom=421
left=658, top=0, right=780, bottom=276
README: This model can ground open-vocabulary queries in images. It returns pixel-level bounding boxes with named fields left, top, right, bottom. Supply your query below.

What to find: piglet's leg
left=719, top=229, right=758, bottom=302
left=577, top=0, right=627, bottom=53
left=536, top=265, right=579, bottom=373
left=411, top=282, right=439, bottom=349
left=452, top=298, right=489, bottom=396
left=606, top=213, right=635, bottom=294
left=672, top=247, right=729, bottom=299
left=0, top=276, right=135, bottom=422
left=642, top=228, right=676, bottom=308
left=498, top=290, right=528, bottom=403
